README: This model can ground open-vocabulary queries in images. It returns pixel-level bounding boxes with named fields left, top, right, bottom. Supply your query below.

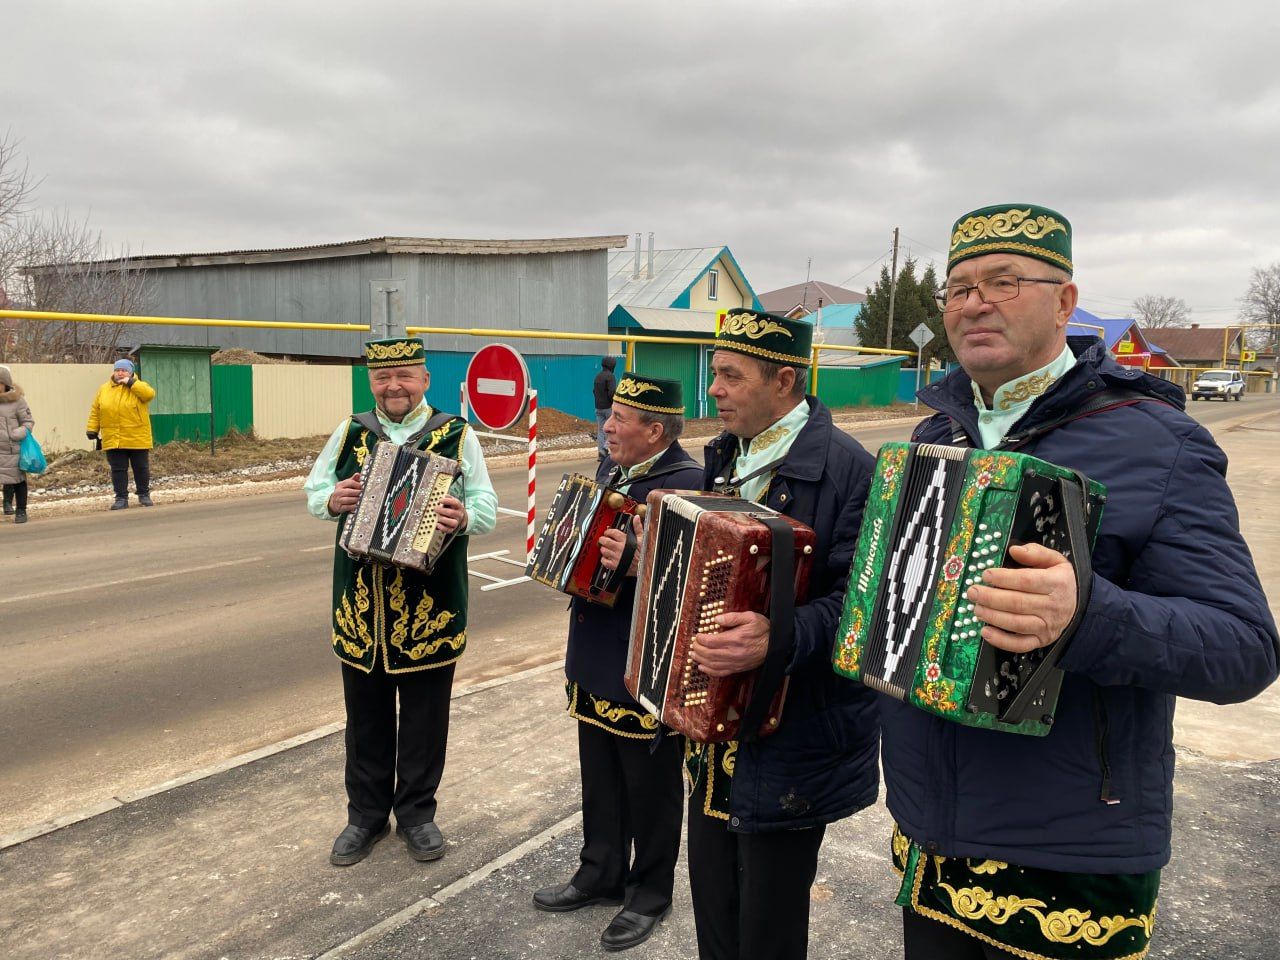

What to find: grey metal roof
left=616, top=306, right=720, bottom=333
left=759, top=280, right=866, bottom=315
left=608, top=246, right=724, bottom=310
left=30, top=235, right=629, bottom=272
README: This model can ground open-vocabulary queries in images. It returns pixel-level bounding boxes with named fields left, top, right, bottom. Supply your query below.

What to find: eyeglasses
left=934, top=275, right=1065, bottom=312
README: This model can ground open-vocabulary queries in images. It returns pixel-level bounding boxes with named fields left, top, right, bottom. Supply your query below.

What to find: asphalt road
left=2, top=395, right=1277, bottom=838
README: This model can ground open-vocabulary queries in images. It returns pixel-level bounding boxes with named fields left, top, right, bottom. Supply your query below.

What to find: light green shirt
left=615, top=447, right=666, bottom=494
left=304, top=400, right=498, bottom=535
left=970, top=345, right=1077, bottom=449
left=732, top=399, right=808, bottom=504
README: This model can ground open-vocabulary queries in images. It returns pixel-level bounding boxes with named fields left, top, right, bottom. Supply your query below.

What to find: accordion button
left=576, top=614, right=585, bottom=624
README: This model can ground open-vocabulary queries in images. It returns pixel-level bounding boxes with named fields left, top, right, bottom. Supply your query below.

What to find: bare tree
left=1240, top=263, right=1280, bottom=354
left=0, top=134, right=151, bottom=363
left=1131, top=294, right=1191, bottom=328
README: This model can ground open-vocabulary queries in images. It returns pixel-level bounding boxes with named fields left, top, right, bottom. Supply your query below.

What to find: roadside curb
left=0, top=659, right=566, bottom=853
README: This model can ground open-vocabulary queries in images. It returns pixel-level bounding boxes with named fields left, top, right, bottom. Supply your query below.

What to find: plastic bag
left=18, top=431, right=46, bottom=474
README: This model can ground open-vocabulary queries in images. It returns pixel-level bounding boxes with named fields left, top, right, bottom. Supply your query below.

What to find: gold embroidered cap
left=948, top=203, right=1072, bottom=276
left=364, top=337, right=426, bottom=368
left=612, top=373, right=684, bottom=415
left=714, top=308, right=813, bottom=366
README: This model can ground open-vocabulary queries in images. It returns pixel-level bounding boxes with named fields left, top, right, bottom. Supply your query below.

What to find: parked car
left=1191, top=369, right=1245, bottom=401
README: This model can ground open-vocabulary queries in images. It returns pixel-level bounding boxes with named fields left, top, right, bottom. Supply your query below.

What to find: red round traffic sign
left=465, top=344, right=530, bottom=431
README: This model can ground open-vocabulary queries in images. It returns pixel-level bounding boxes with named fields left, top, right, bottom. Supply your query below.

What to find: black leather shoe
left=532, top=882, right=623, bottom=913
left=600, top=907, right=670, bottom=952
left=14, top=509, right=27, bottom=524
left=110, top=498, right=128, bottom=511
left=329, top=822, right=389, bottom=866
left=398, top=821, right=445, bottom=861
left=138, top=494, right=154, bottom=507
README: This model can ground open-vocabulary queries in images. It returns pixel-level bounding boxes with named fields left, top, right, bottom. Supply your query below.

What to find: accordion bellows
left=340, top=440, right=461, bottom=574
left=625, top=492, right=816, bottom=743
left=833, top=443, right=1105, bottom=736
left=525, top=473, right=643, bottom=608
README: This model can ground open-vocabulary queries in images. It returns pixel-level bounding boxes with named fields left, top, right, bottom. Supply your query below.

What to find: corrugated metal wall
left=213, top=366, right=253, bottom=436
left=253, top=365, right=352, bottom=439
left=817, top=359, right=903, bottom=408
left=350, top=351, right=614, bottom=423
left=3, top=363, right=110, bottom=452
left=129, top=248, right=610, bottom=359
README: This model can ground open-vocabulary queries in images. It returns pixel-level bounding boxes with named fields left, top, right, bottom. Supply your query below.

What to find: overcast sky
left=3, top=0, right=1277, bottom=325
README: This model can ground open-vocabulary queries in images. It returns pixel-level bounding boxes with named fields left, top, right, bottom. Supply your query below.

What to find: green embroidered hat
left=364, top=337, right=426, bottom=368
left=613, top=373, right=685, bottom=415
left=714, top=308, right=813, bottom=366
left=947, top=203, right=1073, bottom=276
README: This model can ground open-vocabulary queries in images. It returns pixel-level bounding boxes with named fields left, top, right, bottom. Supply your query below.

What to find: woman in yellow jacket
left=87, top=359, right=157, bottom=510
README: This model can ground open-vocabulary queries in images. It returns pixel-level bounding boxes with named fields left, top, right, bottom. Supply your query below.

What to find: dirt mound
left=211, top=348, right=297, bottom=365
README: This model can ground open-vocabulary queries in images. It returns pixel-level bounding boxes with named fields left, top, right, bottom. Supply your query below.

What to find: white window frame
left=707, top=268, right=719, bottom=301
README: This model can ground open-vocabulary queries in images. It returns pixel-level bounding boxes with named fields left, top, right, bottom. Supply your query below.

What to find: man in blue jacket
left=882, top=203, right=1279, bottom=959
left=687, top=309, right=880, bottom=960
left=533, top=373, right=703, bottom=952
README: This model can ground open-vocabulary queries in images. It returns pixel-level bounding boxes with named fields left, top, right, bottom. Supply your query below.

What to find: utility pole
left=885, top=227, right=900, bottom=350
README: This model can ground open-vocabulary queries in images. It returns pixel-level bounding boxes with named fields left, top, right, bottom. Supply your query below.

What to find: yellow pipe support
left=625, top=340, right=635, bottom=373
left=0, top=308, right=370, bottom=333
left=1067, top=320, right=1106, bottom=336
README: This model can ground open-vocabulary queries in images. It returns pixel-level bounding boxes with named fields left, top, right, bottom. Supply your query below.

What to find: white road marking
left=0, top=557, right=265, bottom=605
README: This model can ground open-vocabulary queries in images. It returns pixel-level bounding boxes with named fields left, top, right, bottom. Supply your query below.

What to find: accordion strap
left=1000, top=469, right=1097, bottom=725
left=596, top=459, right=697, bottom=597
left=739, top=514, right=796, bottom=744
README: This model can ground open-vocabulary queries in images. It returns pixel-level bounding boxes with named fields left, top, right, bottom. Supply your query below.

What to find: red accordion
left=624, top=491, right=816, bottom=742
left=525, top=473, right=643, bottom=608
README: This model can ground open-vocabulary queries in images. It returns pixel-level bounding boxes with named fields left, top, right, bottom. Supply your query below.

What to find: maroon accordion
left=525, top=473, right=643, bottom=608
left=624, top=491, right=816, bottom=743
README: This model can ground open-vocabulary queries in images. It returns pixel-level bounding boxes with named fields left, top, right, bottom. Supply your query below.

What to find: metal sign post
left=908, top=323, right=935, bottom=408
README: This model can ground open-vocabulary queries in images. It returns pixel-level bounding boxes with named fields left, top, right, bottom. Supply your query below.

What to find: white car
left=1191, top=369, right=1245, bottom=401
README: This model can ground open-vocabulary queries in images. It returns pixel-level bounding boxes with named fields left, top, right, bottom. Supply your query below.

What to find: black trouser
left=902, top=907, right=1019, bottom=959
left=105, top=448, right=150, bottom=497
left=3, top=480, right=27, bottom=510
left=340, top=660, right=455, bottom=830
left=572, top=722, right=684, bottom=918
left=686, top=801, right=826, bottom=960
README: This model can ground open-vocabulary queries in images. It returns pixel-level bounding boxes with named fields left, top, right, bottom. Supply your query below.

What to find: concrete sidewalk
left=3, top=415, right=1278, bottom=959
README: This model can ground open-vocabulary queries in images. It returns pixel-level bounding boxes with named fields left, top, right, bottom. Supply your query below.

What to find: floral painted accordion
left=525, top=473, right=644, bottom=608
left=339, top=440, right=462, bottom=574
left=625, top=492, right=816, bottom=743
left=833, top=443, right=1105, bottom=736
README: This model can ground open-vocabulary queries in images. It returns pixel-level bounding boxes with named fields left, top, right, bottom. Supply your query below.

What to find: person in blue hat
left=86, top=358, right=156, bottom=509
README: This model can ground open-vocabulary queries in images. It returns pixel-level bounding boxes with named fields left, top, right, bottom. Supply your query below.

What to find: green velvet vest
left=330, top=415, right=470, bottom=674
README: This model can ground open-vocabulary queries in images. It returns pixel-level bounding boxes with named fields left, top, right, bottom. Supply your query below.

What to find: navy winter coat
left=703, top=397, right=881, bottom=833
left=881, top=337, right=1279, bottom=873
left=565, top=441, right=703, bottom=703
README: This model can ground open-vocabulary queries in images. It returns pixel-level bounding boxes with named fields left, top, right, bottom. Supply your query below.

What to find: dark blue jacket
left=565, top=441, right=703, bottom=703
left=704, top=396, right=881, bottom=832
left=881, top=337, right=1279, bottom=873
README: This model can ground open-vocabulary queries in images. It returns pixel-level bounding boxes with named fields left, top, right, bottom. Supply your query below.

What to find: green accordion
left=833, top=443, right=1105, bottom=736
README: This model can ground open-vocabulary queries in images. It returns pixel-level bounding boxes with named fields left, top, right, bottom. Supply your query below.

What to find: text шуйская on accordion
left=833, top=442, right=1105, bottom=736
left=340, top=440, right=462, bottom=574
left=525, top=473, right=644, bottom=608
left=625, top=492, right=816, bottom=743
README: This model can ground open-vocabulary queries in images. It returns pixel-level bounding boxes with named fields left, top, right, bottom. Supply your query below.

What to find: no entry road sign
left=465, top=344, right=530, bottom=431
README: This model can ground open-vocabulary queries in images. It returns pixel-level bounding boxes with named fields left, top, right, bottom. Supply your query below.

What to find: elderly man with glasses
left=877, top=204, right=1278, bottom=960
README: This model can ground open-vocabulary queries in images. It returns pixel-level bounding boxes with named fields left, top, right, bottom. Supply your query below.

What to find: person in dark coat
left=880, top=203, right=1279, bottom=960
left=533, top=373, right=702, bottom=952
left=687, top=309, right=879, bottom=960
left=593, top=356, right=618, bottom=461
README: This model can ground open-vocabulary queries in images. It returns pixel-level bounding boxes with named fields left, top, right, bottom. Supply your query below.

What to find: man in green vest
left=305, top=337, right=498, bottom=867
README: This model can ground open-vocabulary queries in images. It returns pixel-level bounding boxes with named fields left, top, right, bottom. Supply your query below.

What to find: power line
left=837, top=247, right=894, bottom=289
